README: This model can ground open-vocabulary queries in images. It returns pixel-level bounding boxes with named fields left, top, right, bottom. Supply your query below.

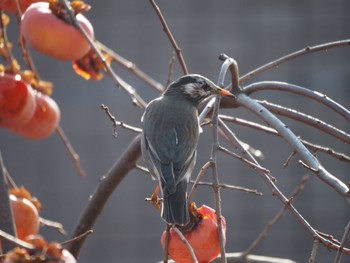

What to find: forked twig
left=101, top=104, right=142, bottom=138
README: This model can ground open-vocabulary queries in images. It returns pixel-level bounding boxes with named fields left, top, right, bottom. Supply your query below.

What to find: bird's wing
left=141, top=98, right=199, bottom=195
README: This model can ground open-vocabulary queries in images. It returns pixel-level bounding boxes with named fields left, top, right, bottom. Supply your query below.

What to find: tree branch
left=67, top=135, right=142, bottom=257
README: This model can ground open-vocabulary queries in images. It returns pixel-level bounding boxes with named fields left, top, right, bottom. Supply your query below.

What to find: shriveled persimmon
left=161, top=205, right=226, bottom=263
left=13, top=91, right=60, bottom=139
left=0, top=74, right=36, bottom=129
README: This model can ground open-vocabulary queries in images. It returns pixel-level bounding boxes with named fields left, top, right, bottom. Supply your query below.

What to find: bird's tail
left=161, top=180, right=189, bottom=226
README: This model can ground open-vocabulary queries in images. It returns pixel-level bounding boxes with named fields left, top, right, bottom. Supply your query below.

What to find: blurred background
left=1, top=0, right=350, bottom=262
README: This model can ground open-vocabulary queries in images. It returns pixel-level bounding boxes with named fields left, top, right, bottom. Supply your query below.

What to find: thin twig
left=97, top=41, right=164, bottom=93
left=187, top=161, right=212, bottom=206
left=309, top=239, right=320, bottom=263
left=60, top=230, right=93, bottom=247
left=165, top=51, right=176, bottom=87
left=39, top=217, right=66, bottom=235
left=334, top=219, right=350, bottom=263
left=149, top=0, right=188, bottom=75
left=0, top=229, right=34, bottom=250
left=220, top=115, right=350, bottom=163
left=243, top=175, right=309, bottom=256
left=258, top=100, right=350, bottom=144
left=189, top=180, right=262, bottom=196
left=239, top=39, right=350, bottom=84
left=101, top=104, right=142, bottom=138
left=218, top=145, right=270, bottom=175
left=58, top=0, right=147, bottom=108
left=55, top=126, right=85, bottom=177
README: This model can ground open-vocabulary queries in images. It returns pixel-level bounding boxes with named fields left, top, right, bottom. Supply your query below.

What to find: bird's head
left=163, top=74, right=234, bottom=106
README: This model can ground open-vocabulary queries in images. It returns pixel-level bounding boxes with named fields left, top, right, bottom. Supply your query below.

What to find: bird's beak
left=214, top=86, right=235, bottom=97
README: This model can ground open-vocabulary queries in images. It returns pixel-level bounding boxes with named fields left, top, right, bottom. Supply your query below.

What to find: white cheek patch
left=183, top=83, right=197, bottom=96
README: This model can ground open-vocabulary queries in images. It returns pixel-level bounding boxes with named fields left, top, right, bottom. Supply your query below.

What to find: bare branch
left=258, top=100, right=350, bottom=144
left=243, top=81, right=350, bottom=122
left=189, top=180, right=262, bottom=196
left=97, top=41, right=164, bottom=93
left=149, top=0, right=188, bottom=75
left=243, top=175, right=309, bottom=256
left=220, top=115, right=350, bottom=163
left=67, top=135, right=142, bottom=257
left=334, top=219, right=350, bottom=263
left=239, top=39, right=350, bottom=84
left=58, top=0, right=147, bottom=108
left=309, top=239, right=320, bottom=263
left=218, top=145, right=270, bottom=175
left=101, top=104, right=142, bottom=138
left=236, top=93, right=350, bottom=203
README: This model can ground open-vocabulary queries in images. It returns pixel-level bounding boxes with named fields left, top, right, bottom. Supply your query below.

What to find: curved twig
left=243, top=81, right=350, bottom=122
left=239, top=39, right=350, bottom=84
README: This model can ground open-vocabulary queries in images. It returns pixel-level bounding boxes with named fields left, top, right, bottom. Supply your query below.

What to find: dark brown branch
left=67, top=135, right=142, bottom=257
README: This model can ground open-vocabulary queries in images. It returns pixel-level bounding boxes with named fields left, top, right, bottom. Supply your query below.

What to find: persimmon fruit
left=13, top=91, right=60, bottom=139
left=161, top=205, right=226, bottom=263
left=20, top=2, right=94, bottom=60
left=10, top=194, right=40, bottom=240
left=0, top=74, right=36, bottom=129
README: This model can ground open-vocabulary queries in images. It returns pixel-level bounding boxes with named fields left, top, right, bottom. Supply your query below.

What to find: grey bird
left=141, top=74, right=234, bottom=226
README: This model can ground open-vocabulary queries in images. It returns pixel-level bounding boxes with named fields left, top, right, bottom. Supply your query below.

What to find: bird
left=141, top=74, right=234, bottom=226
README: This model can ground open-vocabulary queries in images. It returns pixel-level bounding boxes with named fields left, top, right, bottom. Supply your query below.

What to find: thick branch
left=67, top=135, right=142, bottom=257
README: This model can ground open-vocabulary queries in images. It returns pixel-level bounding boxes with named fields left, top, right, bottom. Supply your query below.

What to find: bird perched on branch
left=141, top=74, right=234, bottom=226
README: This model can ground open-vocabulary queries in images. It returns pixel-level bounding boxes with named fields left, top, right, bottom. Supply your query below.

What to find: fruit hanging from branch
left=20, top=1, right=94, bottom=61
